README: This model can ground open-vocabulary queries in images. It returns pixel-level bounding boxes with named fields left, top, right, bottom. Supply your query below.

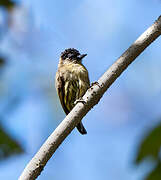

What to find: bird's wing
left=55, top=72, right=70, bottom=115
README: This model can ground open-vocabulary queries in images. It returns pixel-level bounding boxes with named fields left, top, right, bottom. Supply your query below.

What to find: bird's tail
left=77, top=122, right=87, bottom=135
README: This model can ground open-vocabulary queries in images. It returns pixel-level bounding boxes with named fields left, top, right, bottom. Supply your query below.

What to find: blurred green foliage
left=146, top=163, right=161, bottom=180
left=0, top=57, right=5, bottom=68
left=0, top=0, right=23, bottom=161
left=0, top=0, right=16, bottom=10
left=136, top=124, right=161, bottom=163
left=0, top=56, right=6, bottom=75
left=0, top=124, right=23, bottom=160
left=135, top=123, right=161, bottom=180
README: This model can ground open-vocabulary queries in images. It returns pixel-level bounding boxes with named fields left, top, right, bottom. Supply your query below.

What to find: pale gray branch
left=19, top=16, right=161, bottom=180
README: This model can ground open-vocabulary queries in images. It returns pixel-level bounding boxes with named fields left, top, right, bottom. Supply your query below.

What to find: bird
left=55, top=48, right=90, bottom=135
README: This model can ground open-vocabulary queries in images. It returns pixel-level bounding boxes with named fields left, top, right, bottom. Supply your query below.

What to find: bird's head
left=60, top=48, right=87, bottom=63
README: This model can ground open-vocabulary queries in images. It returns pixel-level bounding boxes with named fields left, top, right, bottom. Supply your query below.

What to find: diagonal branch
left=19, top=16, right=161, bottom=180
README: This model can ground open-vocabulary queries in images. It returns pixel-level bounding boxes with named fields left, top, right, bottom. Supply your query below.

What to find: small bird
left=55, top=48, right=90, bottom=135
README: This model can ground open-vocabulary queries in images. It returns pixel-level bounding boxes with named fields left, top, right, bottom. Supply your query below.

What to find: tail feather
left=77, top=122, right=87, bottom=135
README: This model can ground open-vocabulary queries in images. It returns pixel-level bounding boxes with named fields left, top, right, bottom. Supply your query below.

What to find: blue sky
left=0, top=0, right=161, bottom=179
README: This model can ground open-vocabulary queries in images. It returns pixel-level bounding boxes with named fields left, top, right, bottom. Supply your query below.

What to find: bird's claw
left=74, top=98, right=86, bottom=105
left=91, top=81, right=100, bottom=87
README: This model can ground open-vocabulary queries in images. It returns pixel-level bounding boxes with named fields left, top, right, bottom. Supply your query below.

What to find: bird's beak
left=78, top=54, right=87, bottom=60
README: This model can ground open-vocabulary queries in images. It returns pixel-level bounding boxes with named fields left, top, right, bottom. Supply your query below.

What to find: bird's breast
left=62, top=63, right=87, bottom=80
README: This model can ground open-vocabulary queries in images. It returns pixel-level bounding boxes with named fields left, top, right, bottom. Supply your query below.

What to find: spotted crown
left=61, top=48, right=80, bottom=60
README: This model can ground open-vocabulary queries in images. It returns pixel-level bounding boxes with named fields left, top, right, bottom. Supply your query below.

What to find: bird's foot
left=74, top=98, right=86, bottom=105
left=91, top=81, right=100, bottom=87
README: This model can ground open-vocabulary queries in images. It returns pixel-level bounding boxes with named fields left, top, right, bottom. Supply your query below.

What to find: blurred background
left=0, top=0, right=161, bottom=179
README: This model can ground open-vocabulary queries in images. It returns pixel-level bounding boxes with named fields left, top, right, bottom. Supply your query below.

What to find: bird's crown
left=61, top=48, right=80, bottom=60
